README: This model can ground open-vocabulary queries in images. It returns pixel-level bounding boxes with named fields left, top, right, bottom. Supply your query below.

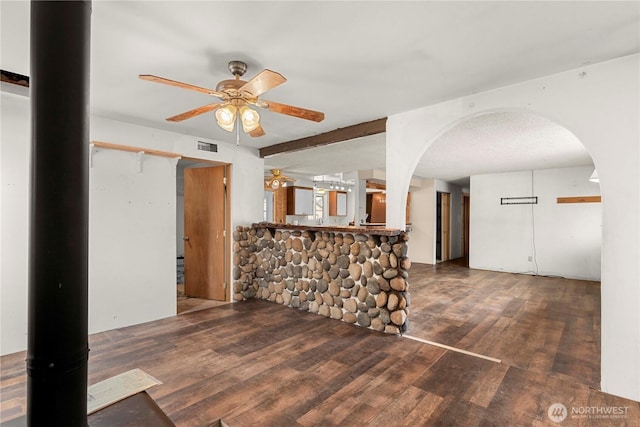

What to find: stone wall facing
left=232, top=225, right=410, bottom=334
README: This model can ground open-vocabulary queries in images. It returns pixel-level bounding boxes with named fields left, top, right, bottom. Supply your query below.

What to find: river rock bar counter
left=233, top=222, right=411, bottom=334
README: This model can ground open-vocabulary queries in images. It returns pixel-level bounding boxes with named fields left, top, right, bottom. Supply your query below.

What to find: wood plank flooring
left=2, top=263, right=637, bottom=426
left=408, top=260, right=601, bottom=389
left=177, top=283, right=229, bottom=314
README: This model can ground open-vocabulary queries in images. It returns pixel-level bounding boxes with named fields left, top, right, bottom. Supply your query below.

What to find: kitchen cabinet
left=286, top=186, right=313, bottom=216
left=329, top=191, right=347, bottom=216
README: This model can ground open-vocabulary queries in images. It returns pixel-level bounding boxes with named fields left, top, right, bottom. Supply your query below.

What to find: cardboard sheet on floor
left=87, top=368, right=162, bottom=414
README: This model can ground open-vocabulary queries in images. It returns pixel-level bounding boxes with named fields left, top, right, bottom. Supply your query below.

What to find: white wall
left=89, top=148, right=177, bottom=332
left=91, top=116, right=264, bottom=231
left=470, top=166, right=601, bottom=280
left=0, top=92, right=30, bottom=354
left=386, top=55, right=640, bottom=401
left=534, top=167, right=601, bottom=280
left=470, top=171, right=535, bottom=274
left=88, top=119, right=263, bottom=336
left=176, top=193, right=185, bottom=256
left=408, top=180, right=435, bottom=264
left=0, top=97, right=264, bottom=355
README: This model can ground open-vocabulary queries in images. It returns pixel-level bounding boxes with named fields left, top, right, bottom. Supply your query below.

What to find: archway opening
left=405, top=110, right=602, bottom=389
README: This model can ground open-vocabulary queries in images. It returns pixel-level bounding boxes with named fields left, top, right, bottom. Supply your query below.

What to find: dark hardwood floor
left=177, top=283, right=230, bottom=314
left=2, top=263, right=637, bottom=426
left=408, top=260, right=601, bottom=389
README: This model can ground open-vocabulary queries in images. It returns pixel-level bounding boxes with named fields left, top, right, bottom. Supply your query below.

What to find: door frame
left=436, top=191, right=451, bottom=262
left=179, top=157, right=231, bottom=302
left=462, top=193, right=470, bottom=259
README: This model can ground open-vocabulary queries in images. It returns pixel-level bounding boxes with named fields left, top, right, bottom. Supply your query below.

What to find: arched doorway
left=383, top=56, right=639, bottom=401
left=409, top=111, right=599, bottom=276
left=402, top=110, right=602, bottom=388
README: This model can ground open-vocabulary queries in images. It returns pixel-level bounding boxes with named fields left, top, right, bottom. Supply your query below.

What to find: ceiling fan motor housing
left=228, top=60, right=247, bottom=77
left=217, top=61, right=250, bottom=100
left=216, top=79, right=247, bottom=93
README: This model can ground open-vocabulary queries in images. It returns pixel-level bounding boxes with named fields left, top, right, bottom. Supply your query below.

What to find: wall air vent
left=197, top=141, right=218, bottom=153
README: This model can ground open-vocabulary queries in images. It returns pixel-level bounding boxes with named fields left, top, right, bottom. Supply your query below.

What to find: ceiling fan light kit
left=139, top=60, right=325, bottom=142
left=215, top=105, right=236, bottom=131
left=239, top=105, right=260, bottom=132
left=265, top=169, right=294, bottom=189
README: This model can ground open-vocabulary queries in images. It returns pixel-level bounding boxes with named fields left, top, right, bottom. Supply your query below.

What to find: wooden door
left=441, top=192, right=451, bottom=262
left=369, top=193, right=386, bottom=223
left=184, top=166, right=227, bottom=300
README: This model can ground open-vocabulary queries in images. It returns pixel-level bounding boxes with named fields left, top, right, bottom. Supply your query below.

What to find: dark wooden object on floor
left=0, top=392, right=174, bottom=427
left=88, top=392, right=175, bottom=426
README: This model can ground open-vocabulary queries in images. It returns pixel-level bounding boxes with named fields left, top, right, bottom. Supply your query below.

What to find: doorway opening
left=176, top=159, right=231, bottom=314
left=404, top=110, right=602, bottom=388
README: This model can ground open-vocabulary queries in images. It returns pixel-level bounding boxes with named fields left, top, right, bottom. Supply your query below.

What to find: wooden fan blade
left=249, top=124, right=265, bottom=137
left=139, top=74, right=225, bottom=98
left=166, top=103, right=222, bottom=122
left=239, top=69, right=286, bottom=98
left=259, top=99, right=325, bottom=122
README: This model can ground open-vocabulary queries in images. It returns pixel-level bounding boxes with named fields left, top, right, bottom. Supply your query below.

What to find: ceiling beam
left=259, top=117, right=387, bottom=158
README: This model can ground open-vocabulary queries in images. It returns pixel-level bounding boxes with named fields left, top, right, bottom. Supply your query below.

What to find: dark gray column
left=28, top=1, right=91, bottom=425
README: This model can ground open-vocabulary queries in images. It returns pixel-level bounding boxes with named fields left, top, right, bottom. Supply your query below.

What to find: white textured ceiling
left=414, top=112, right=594, bottom=186
left=1, top=1, right=638, bottom=182
left=263, top=112, right=594, bottom=185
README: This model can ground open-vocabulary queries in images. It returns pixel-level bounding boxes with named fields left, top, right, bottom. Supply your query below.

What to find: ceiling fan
left=139, top=61, right=325, bottom=139
left=264, top=169, right=294, bottom=189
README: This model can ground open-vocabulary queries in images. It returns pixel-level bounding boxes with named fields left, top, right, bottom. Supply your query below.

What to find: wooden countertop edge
left=251, top=222, right=409, bottom=236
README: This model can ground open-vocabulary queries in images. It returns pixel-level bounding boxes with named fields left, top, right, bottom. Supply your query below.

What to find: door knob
left=183, top=236, right=189, bottom=241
